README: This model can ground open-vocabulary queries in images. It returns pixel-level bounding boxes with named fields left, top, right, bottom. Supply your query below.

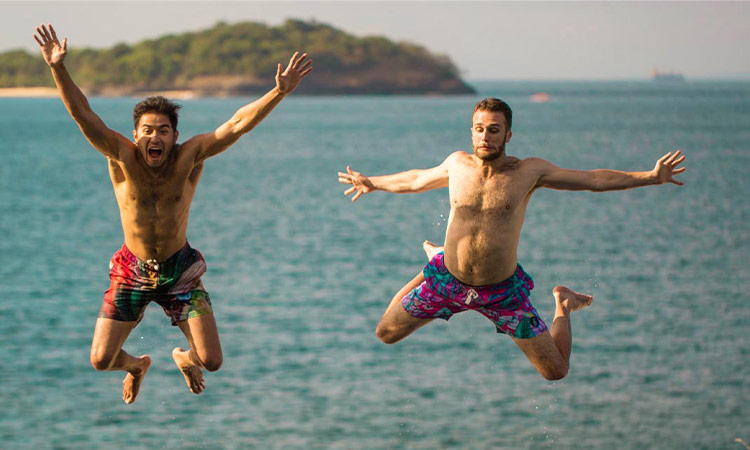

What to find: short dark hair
left=133, top=96, right=181, bottom=130
left=474, top=97, right=512, bottom=129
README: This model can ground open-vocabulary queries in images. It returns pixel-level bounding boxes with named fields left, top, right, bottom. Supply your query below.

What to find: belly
left=443, top=216, right=521, bottom=285
left=119, top=202, right=190, bottom=261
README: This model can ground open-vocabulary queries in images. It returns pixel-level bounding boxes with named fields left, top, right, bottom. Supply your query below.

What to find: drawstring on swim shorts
left=145, top=259, right=160, bottom=272
left=465, top=288, right=478, bottom=305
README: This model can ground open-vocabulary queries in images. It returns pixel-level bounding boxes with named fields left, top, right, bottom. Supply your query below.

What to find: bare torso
left=443, top=152, right=538, bottom=286
left=108, top=142, right=203, bottom=262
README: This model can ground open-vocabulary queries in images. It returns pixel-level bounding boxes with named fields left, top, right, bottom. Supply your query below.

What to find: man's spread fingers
left=43, top=24, right=53, bottom=41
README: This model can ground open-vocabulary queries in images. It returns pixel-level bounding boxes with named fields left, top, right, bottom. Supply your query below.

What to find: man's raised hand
left=652, top=150, right=686, bottom=186
left=276, top=52, right=313, bottom=95
left=339, top=166, right=375, bottom=202
left=34, top=24, right=67, bottom=68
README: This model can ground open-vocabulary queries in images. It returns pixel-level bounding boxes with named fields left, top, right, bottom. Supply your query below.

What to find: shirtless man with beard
left=34, top=24, right=312, bottom=402
left=338, top=97, right=685, bottom=380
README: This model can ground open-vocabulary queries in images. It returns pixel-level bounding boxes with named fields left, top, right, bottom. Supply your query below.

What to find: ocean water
left=1, top=81, right=748, bottom=449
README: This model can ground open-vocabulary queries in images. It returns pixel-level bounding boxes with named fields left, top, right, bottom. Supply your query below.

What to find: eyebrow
left=141, top=123, right=172, bottom=129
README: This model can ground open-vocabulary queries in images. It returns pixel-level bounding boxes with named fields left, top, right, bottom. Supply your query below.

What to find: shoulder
left=178, top=135, right=202, bottom=152
left=109, top=140, right=138, bottom=163
left=174, top=137, right=205, bottom=162
left=519, top=157, right=557, bottom=173
left=444, top=150, right=470, bottom=165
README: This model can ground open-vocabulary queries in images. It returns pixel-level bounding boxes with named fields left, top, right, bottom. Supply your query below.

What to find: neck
left=475, top=152, right=515, bottom=177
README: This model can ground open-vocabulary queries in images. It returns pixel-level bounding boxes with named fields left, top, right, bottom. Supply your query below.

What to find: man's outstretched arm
left=34, top=24, right=128, bottom=159
left=534, top=150, right=686, bottom=191
left=187, top=52, right=313, bottom=162
left=338, top=152, right=457, bottom=202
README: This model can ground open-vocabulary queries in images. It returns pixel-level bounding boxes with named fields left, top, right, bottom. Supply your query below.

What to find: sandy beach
left=0, top=87, right=59, bottom=98
left=0, top=87, right=197, bottom=99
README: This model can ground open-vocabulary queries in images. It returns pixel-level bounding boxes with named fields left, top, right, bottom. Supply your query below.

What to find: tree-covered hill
left=0, top=20, right=475, bottom=95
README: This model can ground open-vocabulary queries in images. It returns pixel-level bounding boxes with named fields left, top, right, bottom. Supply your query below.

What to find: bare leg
left=375, top=271, right=434, bottom=343
left=512, top=286, right=593, bottom=380
left=375, top=241, right=444, bottom=343
left=173, top=313, right=223, bottom=395
left=90, top=318, right=152, bottom=404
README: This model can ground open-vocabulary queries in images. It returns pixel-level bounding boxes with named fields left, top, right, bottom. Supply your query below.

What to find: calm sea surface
left=1, top=81, right=748, bottom=449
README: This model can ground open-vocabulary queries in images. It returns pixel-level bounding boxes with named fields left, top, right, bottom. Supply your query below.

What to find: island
left=0, top=19, right=475, bottom=96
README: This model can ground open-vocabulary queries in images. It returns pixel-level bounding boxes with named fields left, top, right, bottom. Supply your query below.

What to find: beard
left=473, top=142, right=505, bottom=161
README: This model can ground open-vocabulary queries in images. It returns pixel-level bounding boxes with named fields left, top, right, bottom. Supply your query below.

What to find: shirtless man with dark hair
left=34, top=24, right=312, bottom=403
left=339, top=97, right=685, bottom=380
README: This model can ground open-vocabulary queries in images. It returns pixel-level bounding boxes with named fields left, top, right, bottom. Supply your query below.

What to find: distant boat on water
left=529, top=92, right=550, bottom=103
left=651, top=67, right=685, bottom=82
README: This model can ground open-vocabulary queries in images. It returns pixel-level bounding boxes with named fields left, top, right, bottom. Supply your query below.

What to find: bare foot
left=122, top=355, right=151, bottom=404
left=422, top=240, right=443, bottom=260
left=172, top=347, right=205, bottom=394
left=553, top=286, right=593, bottom=313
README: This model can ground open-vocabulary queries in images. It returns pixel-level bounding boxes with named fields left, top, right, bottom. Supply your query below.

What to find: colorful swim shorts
left=401, top=252, right=548, bottom=339
left=98, top=242, right=213, bottom=326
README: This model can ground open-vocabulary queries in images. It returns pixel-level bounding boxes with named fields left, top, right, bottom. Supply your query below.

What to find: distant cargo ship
left=651, top=67, right=685, bottom=82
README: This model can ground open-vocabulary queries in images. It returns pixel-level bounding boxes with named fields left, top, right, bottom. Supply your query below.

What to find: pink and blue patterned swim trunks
left=401, top=252, right=548, bottom=339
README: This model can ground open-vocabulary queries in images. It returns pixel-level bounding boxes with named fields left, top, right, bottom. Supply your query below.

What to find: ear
left=173, top=129, right=179, bottom=143
left=132, top=129, right=137, bottom=142
left=506, top=130, right=512, bottom=143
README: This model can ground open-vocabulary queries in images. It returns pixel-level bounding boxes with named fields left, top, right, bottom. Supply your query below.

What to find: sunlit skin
left=35, top=23, right=312, bottom=403
left=339, top=106, right=686, bottom=381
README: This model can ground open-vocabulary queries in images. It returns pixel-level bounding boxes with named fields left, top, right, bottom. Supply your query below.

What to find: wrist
left=49, top=61, right=66, bottom=71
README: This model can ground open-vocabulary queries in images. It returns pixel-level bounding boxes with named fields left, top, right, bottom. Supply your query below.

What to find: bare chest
left=109, top=160, right=201, bottom=210
left=449, top=164, right=533, bottom=219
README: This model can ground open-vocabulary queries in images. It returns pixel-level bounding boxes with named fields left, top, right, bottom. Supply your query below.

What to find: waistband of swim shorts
left=431, top=251, right=532, bottom=291
left=117, top=242, right=193, bottom=271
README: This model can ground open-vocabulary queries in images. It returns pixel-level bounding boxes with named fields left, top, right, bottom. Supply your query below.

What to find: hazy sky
left=3, top=1, right=749, bottom=80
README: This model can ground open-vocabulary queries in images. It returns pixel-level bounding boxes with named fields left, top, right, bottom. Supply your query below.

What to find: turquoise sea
left=1, top=81, right=748, bottom=449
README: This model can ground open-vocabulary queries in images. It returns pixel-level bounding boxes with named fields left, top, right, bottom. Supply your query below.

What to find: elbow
left=588, top=174, right=608, bottom=192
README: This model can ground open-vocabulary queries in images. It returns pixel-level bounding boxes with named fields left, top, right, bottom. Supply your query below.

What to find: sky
left=3, top=1, right=749, bottom=81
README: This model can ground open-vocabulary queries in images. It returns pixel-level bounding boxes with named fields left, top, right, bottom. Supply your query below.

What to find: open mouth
left=147, top=147, right=163, bottom=161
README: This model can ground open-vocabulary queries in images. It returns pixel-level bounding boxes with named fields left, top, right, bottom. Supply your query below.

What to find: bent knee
left=540, top=365, right=569, bottom=381
left=200, top=355, right=223, bottom=372
left=90, top=351, right=115, bottom=371
left=375, top=324, right=402, bottom=345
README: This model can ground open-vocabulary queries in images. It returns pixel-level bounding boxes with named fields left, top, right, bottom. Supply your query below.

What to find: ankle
left=554, top=302, right=570, bottom=318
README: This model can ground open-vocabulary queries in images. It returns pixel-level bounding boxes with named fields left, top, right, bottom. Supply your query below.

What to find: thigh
left=512, top=332, right=566, bottom=375
left=377, top=271, right=434, bottom=341
left=176, top=313, right=222, bottom=361
left=91, top=317, right=137, bottom=359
